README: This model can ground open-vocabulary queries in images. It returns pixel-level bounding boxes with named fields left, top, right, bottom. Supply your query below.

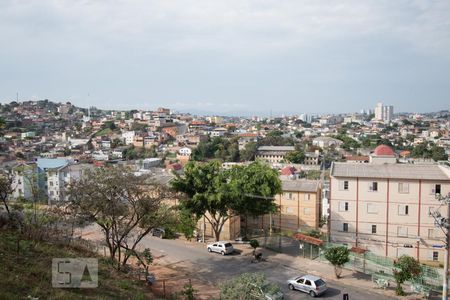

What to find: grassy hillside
left=0, top=230, right=151, bottom=300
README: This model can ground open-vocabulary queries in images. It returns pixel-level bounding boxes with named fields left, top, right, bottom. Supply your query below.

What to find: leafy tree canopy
left=220, top=273, right=281, bottom=300
left=285, top=150, right=305, bottom=164
left=171, top=161, right=281, bottom=240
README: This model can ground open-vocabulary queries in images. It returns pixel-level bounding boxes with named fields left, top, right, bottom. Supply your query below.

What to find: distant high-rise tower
left=374, top=102, right=394, bottom=123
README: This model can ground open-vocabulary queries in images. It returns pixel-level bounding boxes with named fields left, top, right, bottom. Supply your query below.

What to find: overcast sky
left=1, top=0, right=449, bottom=116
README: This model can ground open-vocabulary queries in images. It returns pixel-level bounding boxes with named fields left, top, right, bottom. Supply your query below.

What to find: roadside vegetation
left=0, top=229, right=149, bottom=300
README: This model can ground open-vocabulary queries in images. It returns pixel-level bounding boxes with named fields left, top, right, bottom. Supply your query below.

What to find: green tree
left=170, top=161, right=234, bottom=241
left=250, top=239, right=259, bottom=255
left=171, top=161, right=280, bottom=241
left=241, top=142, right=258, bottom=161
left=393, top=255, right=422, bottom=295
left=335, top=134, right=361, bottom=151
left=68, top=168, right=169, bottom=270
left=431, top=145, right=448, bottom=161
left=230, top=162, right=281, bottom=235
left=220, top=273, right=281, bottom=300
left=191, top=137, right=240, bottom=162
left=0, top=173, right=14, bottom=215
left=266, top=130, right=283, bottom=137
left=176, top=206, right=199, bottom=240
left=0, top=117, right=5, bottom=131
left=285, top=150, right=305, bottom=163
left=323, top=246, right=350, bottom=278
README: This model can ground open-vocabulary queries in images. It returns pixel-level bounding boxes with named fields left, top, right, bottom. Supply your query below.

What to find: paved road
left=140, top=236, right=395, bottom=300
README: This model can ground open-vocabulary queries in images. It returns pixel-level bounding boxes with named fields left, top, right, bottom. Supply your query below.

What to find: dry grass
left=0, top=230, right=152, bottom=300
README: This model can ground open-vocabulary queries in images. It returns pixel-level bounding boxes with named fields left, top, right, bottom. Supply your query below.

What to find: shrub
left=323, top=246, right=350, bottom=278
left=393, top=255, right=422, bottom=296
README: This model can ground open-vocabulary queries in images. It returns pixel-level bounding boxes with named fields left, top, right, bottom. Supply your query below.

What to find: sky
left=1, top=0, right=450, bottom=116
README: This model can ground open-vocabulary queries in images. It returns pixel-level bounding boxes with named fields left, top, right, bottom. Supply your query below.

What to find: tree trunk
left=334, top=265, right=342, bottom=278
left=213, top=227, right=221, bottom=241
left=1, top=198, right=10, bottom=215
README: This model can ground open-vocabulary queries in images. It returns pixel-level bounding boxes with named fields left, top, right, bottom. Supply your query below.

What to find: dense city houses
left=0, top=99, right=449, bottom=265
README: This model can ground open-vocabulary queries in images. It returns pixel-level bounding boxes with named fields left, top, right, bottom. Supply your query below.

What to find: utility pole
left=431, top=192, right=450, bottom=300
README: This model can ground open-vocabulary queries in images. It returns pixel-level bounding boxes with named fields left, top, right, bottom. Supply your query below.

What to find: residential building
left=177, top=147, right=192, bottom=163
left=246, top=179, right=322, bottom=233
left=238, top=133, right=259, bottom=150
left=47, top=163, right=94, bottom=203
left=122, top=131, right=135, bottom=145
left=11, top=162, right=39, bottom=200
left=304, top=151, right=321, bottom=165
left=330, top=144, right=450, bottom=263
left=374, top=102, right=394, bottom=123
left=312, top=137, right=343, bottom=149
left=255, top=146, right=295, bottom=163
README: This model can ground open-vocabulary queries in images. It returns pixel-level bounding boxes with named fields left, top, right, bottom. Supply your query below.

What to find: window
left=340, top=180, right=349, bottom=191
left=369, top=182, right=378, bottom=192
left=285, top=192, right=293, bottom=200
left=286, top=207, right=293, bottom=214
left=371, top=225, right=377, bottom=234
left=49, top=181, right=53, bottom=187
left=367, top=203, right=378, bottom=214
left=397, top=226, right=408, bottom=237
left=433, top=251, right=439, bottom=261
left=304, top=208, right=312, bottom=215
left=398, top=205, right=409, bottom=216
left=428, top=229, right=436, bottom=239
left=343, top=223, right=349, bottom=232
left=304, top=194, right=311, bottom=201
left=339, top=202, right=349, bottom=212
left=432, top=184, right=441, bottom=195
left=304, top=280, right=311, bottom=286
left=398, top=183, right=409, bottom=194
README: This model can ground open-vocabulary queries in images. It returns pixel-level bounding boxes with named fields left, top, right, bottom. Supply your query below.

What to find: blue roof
left=37, top=158, right=69, bottom=170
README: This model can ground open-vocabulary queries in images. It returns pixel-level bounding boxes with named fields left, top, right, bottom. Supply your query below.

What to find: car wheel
left=288, top=284, right=294, bottom=290
left=309, top=291, right=316, bottom=297
left=208, top=248, right=212, bottom=253
left=221, top=251, right=225, bottom=255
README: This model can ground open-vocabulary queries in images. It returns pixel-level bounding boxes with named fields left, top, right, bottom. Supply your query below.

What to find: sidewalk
left=233, top=243, right=439, bottom=300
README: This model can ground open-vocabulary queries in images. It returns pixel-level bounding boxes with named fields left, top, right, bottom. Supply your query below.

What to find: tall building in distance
left=374, top=102, right=394, bottom=123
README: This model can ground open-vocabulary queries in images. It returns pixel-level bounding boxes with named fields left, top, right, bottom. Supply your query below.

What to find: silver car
left=207, top=241, right=234, bottom=255
left=287, top=275, right=327, bottom=297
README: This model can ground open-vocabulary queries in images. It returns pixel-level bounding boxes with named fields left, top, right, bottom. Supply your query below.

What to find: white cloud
left=1, top=0, right=449, bottom=58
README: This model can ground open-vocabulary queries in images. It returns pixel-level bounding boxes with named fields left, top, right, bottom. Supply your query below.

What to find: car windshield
left=314, top=279, right=326, bottom=286
left=224, top=243, right=232, bottom=247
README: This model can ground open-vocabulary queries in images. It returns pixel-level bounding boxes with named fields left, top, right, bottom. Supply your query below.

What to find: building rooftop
left=257, top=146, right=295, bottom=151
left=331, top=162, right=450, bottom=180
left=282, top=179, right=320, bottom=192
left=373, top=144, right=395, bottom=156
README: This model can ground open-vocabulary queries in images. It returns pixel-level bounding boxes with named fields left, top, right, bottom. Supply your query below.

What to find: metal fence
left=317, top=242, right=444, bottom=291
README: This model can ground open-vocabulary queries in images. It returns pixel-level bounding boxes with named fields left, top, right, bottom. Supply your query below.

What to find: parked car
left=248, top=282, right=284, bottom=300
left=287, top=275, right=327, bottom=297
left=207, top=241, right=234, bottom=255
left=150, top=228, right=165, bottom=238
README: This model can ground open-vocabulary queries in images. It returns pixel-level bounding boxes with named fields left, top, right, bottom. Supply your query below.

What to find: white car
left=207, top=241, right=234, bottom=255
left=287, top=275, right=327, bottom=297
